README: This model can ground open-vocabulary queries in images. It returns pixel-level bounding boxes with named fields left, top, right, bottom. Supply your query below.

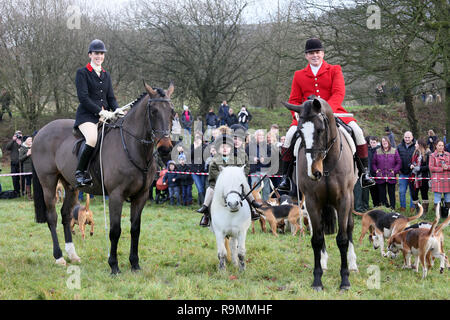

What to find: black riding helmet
left=88, top=39, right=107, bottom=53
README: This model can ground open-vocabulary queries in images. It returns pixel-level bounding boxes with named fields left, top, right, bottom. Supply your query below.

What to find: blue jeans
left=192, top=174, right=206, bottom=195
left=251, top=173, right=271, bottom=201
left=434, top=192, right=450, bottom=204
left=399, top=174, right=414, bottom=209
left=181, top=185, right=192, bottom=204
left=168, top=186, right=181, bottom=205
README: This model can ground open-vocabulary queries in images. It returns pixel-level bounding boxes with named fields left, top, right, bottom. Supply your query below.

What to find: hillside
left=0, top=102, right=446, bottom=166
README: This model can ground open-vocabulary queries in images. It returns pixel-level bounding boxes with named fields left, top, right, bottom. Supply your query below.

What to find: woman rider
left=74, top=39, right=124, bottom=187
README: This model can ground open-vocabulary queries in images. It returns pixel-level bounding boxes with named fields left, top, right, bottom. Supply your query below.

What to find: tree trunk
left=404, top=91, right=419, bottom=138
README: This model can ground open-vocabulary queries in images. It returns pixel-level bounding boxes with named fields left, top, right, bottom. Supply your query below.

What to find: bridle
left=145, top=97, right=172, bottom=144
left=104, top=94, right=173, bottom=197
left=223, top=184, right=246, bottom=210
left=298, top=111, right=342, bottom=176
left=298, top=111, right=337, bottom=160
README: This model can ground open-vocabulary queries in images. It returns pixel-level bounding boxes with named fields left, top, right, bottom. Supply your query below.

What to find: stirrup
left=360, top=173, right=375, bottom=188
left=278, top=176, right=291, bottom=191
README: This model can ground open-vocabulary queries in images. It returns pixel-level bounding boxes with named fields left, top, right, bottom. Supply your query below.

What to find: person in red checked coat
left=278, top=38, right=375, bottom=191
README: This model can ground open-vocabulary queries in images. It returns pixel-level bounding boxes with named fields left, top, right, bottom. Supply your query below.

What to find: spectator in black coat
left=368, top=136, right=381, bottom=207
left=163, top=161, right=181, bottom=205
left=218, top=100, right=229, bottom=126
left=5, top=130, right=23, bottom=195
left=205, top=108, right=218, bottom=130
left=226, top=108, right=238, bottom=127
left=427, top=129, right=438, bottom=152
left=177, top=154, right=193, bottom=206
left=397, top=131, right=416, bottom=212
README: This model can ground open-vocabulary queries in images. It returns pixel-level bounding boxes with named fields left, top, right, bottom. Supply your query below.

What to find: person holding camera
left=5, top=130, right=23, bottom=195
left=19, top=136, right=33, bottom=200
left=429, top=140, right=450, bottom=214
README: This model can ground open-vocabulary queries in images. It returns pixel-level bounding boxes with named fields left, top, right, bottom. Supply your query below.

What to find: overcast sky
left=77, top=0, right=289, bottom=22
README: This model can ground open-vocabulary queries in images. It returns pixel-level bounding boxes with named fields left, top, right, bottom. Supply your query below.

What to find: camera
left=15, top=134, right=22, bottom=139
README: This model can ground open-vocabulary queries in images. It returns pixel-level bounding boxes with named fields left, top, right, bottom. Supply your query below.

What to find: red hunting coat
left=288, top=60, right=355, bottom=127
left=429, top=151, right=450, bottom=193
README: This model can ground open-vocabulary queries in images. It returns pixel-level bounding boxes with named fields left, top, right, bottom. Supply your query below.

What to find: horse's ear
left=282, top=101, right=304, bottom=114
left=312, top=98, right=322, bottom=113
left=143, top=81, right=157, bottom=97
left=166, top=81, right=174, bottom=98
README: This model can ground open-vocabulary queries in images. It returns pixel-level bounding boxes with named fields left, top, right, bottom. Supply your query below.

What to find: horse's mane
left=128, top=87, right=167, bottom=109
left=129, top=92, right=148, bottom=109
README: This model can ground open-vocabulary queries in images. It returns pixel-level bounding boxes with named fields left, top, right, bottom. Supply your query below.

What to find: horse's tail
left=322, top=205, right=336, bottom=235
left=225, top=237, right=231, bottom=263
left=32, top=164, right=47, bottom=223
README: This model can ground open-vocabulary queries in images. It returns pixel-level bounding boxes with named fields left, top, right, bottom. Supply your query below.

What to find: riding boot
left=355, top=144, right=375, bottom=188
left=198, top=187, right=214, bottom=227
left=278, top=147, right=294, bottom=192
left=75, top=144, right=95, bottom=187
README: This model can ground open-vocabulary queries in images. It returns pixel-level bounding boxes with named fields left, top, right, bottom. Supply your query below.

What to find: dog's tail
left=85, top=193, right=90, bottom=212
left=407, top=203, right=424, bottom=222
left=32, top=163, right=47, bottom=223
left=434, top=202, right=450, bottom=236
left=428, top=203, right=441, bottom=236
left=352, top=210, right=364, bottom=217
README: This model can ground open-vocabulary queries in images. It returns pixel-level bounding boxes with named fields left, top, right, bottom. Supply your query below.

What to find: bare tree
left=120, top=0, right=265, bottom=115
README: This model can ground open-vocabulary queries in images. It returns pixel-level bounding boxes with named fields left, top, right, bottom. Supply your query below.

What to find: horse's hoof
left=70, top=256, right=81, bottom=264
left=339, top=285, right=350, bottom=291
left=131, top=265, right=141, bottom=273
left=55, top=257, right=67, bottom=266
left=110, top=267, right=121, bottom=275
left=311, top=285, right=323, bottom=292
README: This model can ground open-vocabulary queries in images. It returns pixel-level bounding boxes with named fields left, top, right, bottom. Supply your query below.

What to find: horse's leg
left=42, top=180, right=66, bottom=266
left=214, top=231, right=227, bottom=271
left=129, top=193, right=147, bottom=272
left=309, top=207, right=325, bottom=290
left=61, top=185, right=80, bottom=262
left=237, top=230, right=248, bottom=272
left=347, top=210, right=358, bottom=272
left=336, top=200, right=351, bottom=291
left=108, top=193, right=124, bottom=275
left=229, top=237, right=238, bottom=267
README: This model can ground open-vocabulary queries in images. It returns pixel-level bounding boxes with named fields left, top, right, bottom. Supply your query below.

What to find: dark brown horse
left=32, top=82, right=174, bottom=274
left=283, top=97, right=358, bottom=291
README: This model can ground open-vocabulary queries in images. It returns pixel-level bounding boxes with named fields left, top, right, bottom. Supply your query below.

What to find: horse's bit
left=223, top=185, right=246, bottom=209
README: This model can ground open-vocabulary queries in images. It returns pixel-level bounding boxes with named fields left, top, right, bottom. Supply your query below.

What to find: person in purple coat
left=371, top=136, right=402, bottom=209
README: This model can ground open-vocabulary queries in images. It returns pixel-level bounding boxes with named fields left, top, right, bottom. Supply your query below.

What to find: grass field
left=0, top=177, right=448, bottom=300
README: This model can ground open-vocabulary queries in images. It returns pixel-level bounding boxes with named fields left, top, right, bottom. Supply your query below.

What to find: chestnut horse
left=32, top=82, right=174, bottom=274
left=283, top=97, right=358, bottom=291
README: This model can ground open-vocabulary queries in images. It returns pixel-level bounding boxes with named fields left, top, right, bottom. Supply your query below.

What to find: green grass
left=0, top=187, right=448, bottom=300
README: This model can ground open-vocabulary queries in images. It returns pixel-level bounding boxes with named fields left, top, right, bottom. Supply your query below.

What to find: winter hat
left=183, top=105, right=189, bottom=111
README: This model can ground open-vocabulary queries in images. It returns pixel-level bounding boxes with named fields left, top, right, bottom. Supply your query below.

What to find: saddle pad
left=339, top=125, right=356, bottom=155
